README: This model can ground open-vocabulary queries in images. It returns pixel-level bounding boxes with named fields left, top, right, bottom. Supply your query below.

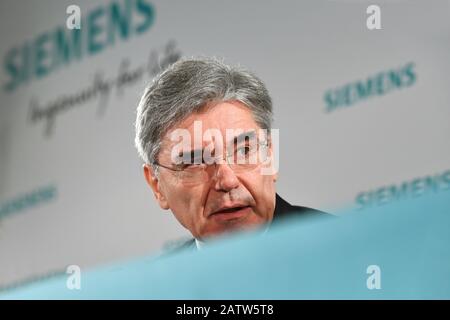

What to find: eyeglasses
left=152, top=140, right=270, bottom=186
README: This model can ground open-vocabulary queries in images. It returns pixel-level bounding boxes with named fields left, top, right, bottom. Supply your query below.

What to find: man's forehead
left=158, top=101, right=264, bottom=152
left=173, top=101, right=257, bottom=129
left=161, top=128, right=260, bottom=150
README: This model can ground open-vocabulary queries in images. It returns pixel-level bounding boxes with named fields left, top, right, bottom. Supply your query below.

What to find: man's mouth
left=209, top=205, right=252, bottom=221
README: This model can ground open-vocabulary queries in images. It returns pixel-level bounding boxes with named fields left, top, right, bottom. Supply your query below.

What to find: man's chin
left=198, top=215, right=267, bottom=241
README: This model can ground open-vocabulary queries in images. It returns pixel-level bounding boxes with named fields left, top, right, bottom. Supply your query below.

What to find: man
left=135, top=57, right=327, bottom=251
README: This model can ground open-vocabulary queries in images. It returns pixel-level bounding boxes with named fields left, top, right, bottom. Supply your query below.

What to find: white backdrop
left=0, top=0, right=449, bottom=288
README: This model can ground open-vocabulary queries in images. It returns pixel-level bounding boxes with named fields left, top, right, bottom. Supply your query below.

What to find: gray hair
left=134, top=57, right=273, bottom=173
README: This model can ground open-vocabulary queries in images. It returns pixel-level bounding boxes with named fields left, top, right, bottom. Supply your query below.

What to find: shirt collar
left=195, top=238, right=205, bottom=250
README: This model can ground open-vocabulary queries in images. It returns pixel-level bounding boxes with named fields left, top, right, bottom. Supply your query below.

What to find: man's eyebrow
left=229, top=130, right=256, bottom=145
left=177, top=149, right=203, bottom=160
left=175, top=130, right=258, bottom=159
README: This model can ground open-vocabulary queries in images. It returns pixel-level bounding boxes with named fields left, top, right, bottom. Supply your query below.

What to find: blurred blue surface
left=1, top=191, right=449, bottom=299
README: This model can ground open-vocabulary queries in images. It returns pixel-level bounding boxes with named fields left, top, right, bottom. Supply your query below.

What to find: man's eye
left=177, top=157, right=203, bottom=166
left=236, top=146, right=251, bottom=156
left=183, top=163, right=204, bottom=170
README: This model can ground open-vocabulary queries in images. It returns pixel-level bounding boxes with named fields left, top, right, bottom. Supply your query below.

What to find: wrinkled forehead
left=159, top=102, right=265, bottom=153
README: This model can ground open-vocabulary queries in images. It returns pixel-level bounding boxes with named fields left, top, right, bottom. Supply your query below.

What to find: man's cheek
left=259, top=174, right=275, bottom=189
left=182, top=188, right=203, bottom=212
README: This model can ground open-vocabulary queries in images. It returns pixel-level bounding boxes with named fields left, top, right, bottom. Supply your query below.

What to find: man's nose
left=212, top=163, right=240, bottom=192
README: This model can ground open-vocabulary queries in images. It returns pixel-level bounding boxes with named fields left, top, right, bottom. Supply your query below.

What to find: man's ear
left=143, top=164, right=170, bottom=210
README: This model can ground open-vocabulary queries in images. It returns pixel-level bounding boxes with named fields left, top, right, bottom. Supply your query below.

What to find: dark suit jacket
left=164, top=193, right=329, bottom=253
